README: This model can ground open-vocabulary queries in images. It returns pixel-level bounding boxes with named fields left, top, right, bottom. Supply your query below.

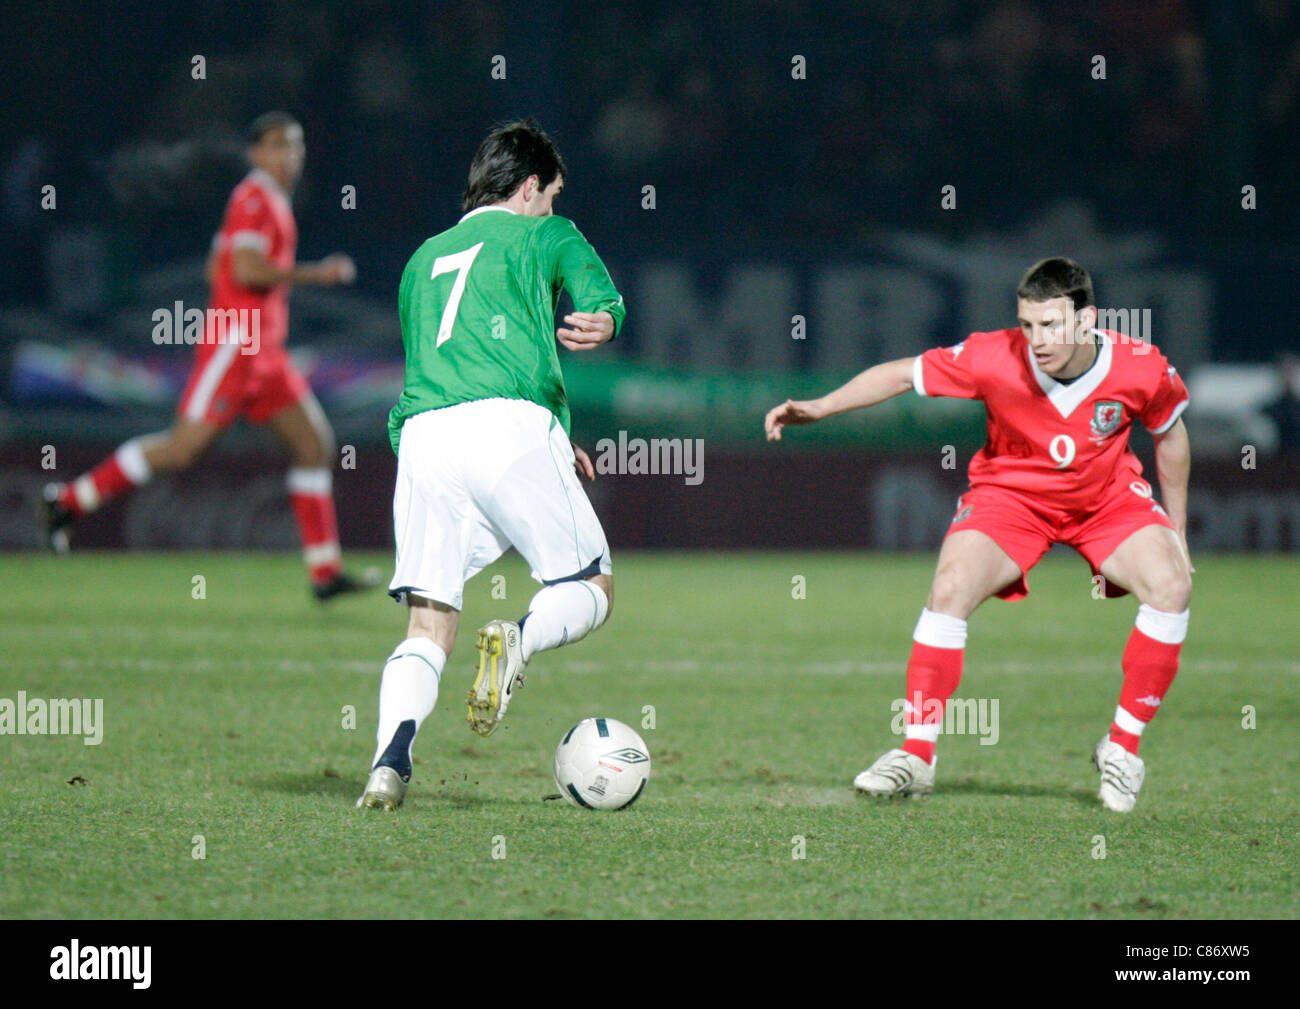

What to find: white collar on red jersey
left=1026, top=328, right=1113, bottom=419
left=458, top=205, right=516, bottom=224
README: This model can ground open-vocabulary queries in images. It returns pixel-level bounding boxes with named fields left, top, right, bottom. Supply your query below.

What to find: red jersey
left=913, top=328, right=1189, bottom=511
left=209, top=168, right=297, bottom=352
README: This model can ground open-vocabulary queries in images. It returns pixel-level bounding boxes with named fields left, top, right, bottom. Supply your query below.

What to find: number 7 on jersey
left=430, top=242, right=484, bottom=347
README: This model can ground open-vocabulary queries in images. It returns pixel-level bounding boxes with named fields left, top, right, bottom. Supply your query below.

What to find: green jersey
left=388, top=207, right=625, bottom=453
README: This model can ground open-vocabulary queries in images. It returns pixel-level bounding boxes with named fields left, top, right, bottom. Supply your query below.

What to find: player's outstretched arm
left=765, top=357, right=915, bottom=441
left=1153, top=417, right=1194, bottom=572
left=232, top=248, right=356, bottom=289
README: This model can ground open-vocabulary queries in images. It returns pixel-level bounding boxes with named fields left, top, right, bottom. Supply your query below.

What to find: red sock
left=60, top=439, right=152, bottom=517
left=288, top=468, right=341, bottom=585
left=901, top=609, right=967, bottom=765
left=1109, top=605, right=1187, bottom=755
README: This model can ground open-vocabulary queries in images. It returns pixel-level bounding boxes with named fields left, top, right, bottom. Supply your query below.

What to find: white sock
left=520, top=581, right=609, bottom=662
left=71, top=437, right=152, bottom=514
left=913, top=608, right=968, bottom=648
left=117, top=437, right=153, bottom=485
left=286, top=466, right=332, bottom=496
left=1135, top=603, right=1190, bottom=645
left=371, top=636, right=445, bottom=772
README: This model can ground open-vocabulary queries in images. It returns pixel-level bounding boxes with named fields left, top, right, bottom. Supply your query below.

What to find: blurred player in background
left=41, top=112, right=370, bottom=600
left=766, top=258, right=1193, bottom=812
left=358, top=119, right=625, bottom=810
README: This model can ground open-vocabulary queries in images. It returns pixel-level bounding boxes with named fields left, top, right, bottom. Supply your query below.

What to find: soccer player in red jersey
left=42, top=112, right=371, bottom=600
left=765, top=258, right=1193, bottom=811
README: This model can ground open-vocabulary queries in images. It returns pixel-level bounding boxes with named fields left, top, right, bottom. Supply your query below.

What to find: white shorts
left=389, top=398, right=612, bottom=609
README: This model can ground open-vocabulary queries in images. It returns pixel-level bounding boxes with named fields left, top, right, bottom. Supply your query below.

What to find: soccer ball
left=553, top=717, right=651, bottom=810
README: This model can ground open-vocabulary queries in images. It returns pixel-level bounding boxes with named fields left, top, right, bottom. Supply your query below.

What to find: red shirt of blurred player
left=209, top=168, right=297, bottom=352
left=206, top=119, right=304, bottom=356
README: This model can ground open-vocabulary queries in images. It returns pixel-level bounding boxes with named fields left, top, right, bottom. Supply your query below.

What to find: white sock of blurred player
left=371, top=637, right=445, bottom=778
left=519, top=580, right=609, bottom=662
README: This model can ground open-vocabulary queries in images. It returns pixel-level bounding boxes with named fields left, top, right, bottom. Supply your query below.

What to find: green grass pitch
left=1, top=550, right=1296, bottom=919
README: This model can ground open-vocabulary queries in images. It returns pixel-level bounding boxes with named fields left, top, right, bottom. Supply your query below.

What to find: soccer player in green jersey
left=359, top=119, right=626, bottom=810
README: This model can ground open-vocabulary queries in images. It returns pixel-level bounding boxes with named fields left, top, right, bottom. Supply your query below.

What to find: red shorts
left=945, top=478, right=1176, bottom=600
left=177, top=345, right=308, bottom=428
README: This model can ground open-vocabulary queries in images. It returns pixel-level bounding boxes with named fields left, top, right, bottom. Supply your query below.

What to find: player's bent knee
left=1147, top=573, right=1192, bottom=614
left=291, top=434, right=331, bottom=468
left=309, top=431, right=336, bottom=467
left=1134, top=543, right=1193, bottom=612
left=294, top=447, right=327, bottom=469
left=927, top=568, right=976, bottom=618
left=586, top=574, right=613, bottom=621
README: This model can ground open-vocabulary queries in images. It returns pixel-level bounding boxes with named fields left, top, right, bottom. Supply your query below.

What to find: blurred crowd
left=2, top=0, right=1296, bottom=308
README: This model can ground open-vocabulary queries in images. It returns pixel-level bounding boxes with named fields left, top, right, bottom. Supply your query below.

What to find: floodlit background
left=2, top=0, right=1297, bottom=551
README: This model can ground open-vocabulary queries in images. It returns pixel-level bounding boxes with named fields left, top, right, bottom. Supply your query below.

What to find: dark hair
left=1017, top=257, right=1094, bottom=310
left=247, top=111, right=300, bottom=145
left=461, top=118, right=566, bottom=213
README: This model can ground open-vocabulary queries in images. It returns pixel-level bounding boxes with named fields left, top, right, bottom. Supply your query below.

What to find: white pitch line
left=35, top=656, right=1300, bottom=677
left=547, top=658, right=1300, bottom=676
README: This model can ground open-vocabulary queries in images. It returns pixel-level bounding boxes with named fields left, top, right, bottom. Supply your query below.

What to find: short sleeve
left=1139, top=357, right=1190, bottom=434
left=914, top=340, right=978, bottom=399
left=224, top=189, right=275, bottom=255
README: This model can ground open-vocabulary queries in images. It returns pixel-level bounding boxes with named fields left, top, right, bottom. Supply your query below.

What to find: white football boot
left=853, top=748, right=937, bottom=797
left=356, top=766, right=408, bottom=811
left=1092, top=735, right=1145, bottom=812
left=466, top=619, right=526, bottom=737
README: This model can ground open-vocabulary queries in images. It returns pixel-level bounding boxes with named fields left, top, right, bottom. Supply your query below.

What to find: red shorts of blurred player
left=177, top=344, right=309, bottom=428
left=945, top=478, right=1176, bottom=600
